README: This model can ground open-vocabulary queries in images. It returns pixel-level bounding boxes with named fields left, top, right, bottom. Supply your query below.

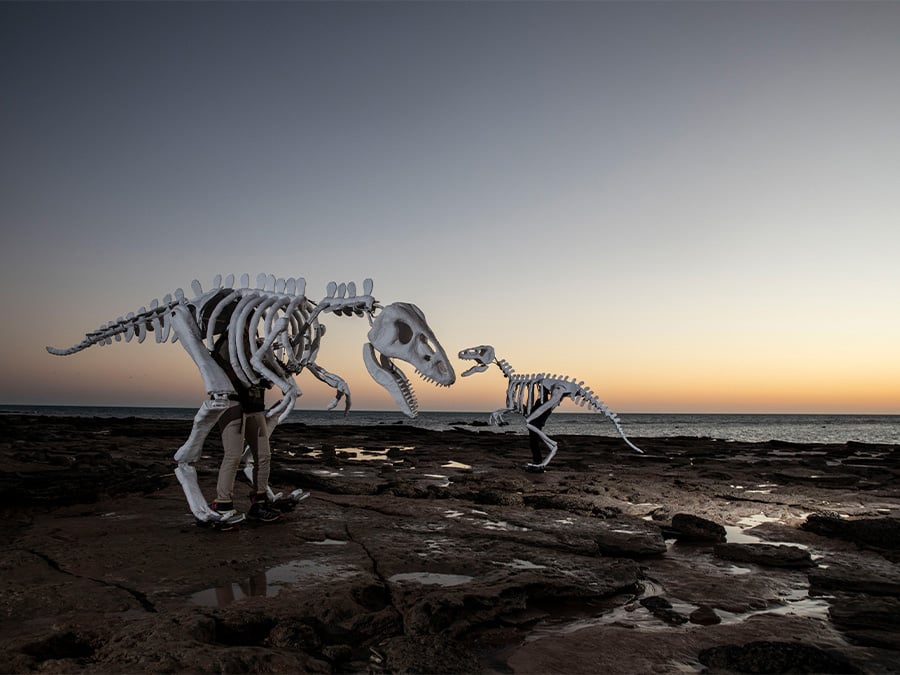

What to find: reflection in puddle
left=483, top=520, right=527, bottom=531
left=307, top=446, right=414, bottom=462
left=441, top=508, right=530, bottom=532
left=388, top=572, right=473, bottom=586
left=423, top=473, right=451, bottom=488
left=494, top=559, right=547, bottom=571
left=724, top=525, right=764, bottom=544
left=716, top=592, right=831, bottom=623
left=417, top=537, right=452, bottom=558
left=724, top=564, right=753, bottom=575
left=311, top=539, right=348, bottom=546
left=724, top=513, right=809, bottom=549
left=344, top=446, right=413, bottom=462
left=526, top=577, right=830, bottom=643
left=190, top=559, right=361, bottom=607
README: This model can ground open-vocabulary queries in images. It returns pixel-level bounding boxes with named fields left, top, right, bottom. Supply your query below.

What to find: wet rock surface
left=713, top=542, right=815, bottom=568
left=1, top=414, right=899, bottom=673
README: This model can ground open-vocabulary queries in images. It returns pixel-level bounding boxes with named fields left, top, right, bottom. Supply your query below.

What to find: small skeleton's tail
left=46, top=294, right=184, bottom=356
left=574, top=388, right=643, bottom=454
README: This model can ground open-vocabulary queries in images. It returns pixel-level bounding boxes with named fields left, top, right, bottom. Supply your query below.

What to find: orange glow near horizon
left=6, top=328, right=898, bottom=414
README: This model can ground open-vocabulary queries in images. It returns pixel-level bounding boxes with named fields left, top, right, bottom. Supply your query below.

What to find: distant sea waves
left=2, top=405, right=899, bottom=445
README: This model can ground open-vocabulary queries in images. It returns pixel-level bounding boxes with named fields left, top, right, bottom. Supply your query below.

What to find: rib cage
left=505, top=373, right=629, bottom=436
left=47, top=273, right=376, bottom=390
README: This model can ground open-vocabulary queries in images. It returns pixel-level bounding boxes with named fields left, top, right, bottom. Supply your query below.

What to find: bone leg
left=525, top=393, right=563, bottom=469
left=524, top=424, right=559, bottom=469
left=535, top=435, right=558, bottom=468
left=174, top=397, right=231, bottom=522
left=175, top=464, right=218, bottom=521
left=489, top=408, right=512, bottom=426
left=169, top=305, right=235, bottom=396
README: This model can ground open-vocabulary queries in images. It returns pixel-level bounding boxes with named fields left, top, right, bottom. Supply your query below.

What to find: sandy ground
left=1, top=413, right=898, bottom=674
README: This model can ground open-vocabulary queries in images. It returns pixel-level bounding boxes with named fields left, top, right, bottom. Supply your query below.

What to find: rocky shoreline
left=1, top=414, right=898, bottom=673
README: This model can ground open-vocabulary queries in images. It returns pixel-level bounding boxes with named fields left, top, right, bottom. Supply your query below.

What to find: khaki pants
left=215, top=404, right=272, bottom=503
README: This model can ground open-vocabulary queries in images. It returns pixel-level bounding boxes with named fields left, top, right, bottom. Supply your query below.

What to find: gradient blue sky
left=2, top=1, right=898, bottom=413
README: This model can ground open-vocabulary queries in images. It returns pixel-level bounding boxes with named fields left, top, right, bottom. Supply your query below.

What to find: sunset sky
left=2, top=1, right=898, bottom=415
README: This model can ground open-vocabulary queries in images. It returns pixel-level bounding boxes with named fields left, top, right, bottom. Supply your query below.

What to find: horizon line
left=2, top=403, right=899, bottom=417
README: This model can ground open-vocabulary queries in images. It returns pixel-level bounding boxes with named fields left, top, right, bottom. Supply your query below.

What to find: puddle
left=724, top=513, right=809, bottom=549
left=306, top=446, right=413, bottom=462
left=416, top=537, right=452, bottom=558
left=525, top=576, right=829, bottom=643
left=311, top=468, right=342, bottom=477
left=310, top=538, right=348, bottom=546
left=730, top=483, right=780, bottom=495
left=441, top=460, right=472, bottom=470
left=724, top=525, right=765, bottom=544
left=388, top=572, right=473, bottom=587
left=343, top=446, right=413, bottom=462
left=724, top=564, right=753, bottom=575
left=442, top=508, right=529, bottom=532
left=482, top=520, right=525, bottom=531
left=715, top=587, right=831, bottom=623
left=527, top=510, right=827, bottom=644
left=494, top=559, right=548, bottom=571
left=189, top=559, right=360, bottom=607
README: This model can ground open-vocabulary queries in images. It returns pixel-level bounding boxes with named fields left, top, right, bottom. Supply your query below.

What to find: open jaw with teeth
left=363, top=343, right=421, bottom=417
left=362, top=302, right=456, bottom=418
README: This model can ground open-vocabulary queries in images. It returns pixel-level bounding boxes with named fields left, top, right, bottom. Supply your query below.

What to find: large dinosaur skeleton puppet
left=458, top=345, right=642, bottom=471
left=48, top=274, right=456, bottom=525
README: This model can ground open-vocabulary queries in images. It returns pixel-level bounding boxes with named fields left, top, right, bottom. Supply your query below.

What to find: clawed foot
left=525, top=463, right=546, bottom=473
left=270, top=488, right=309, bottom=512
left=195, top=512, right=246, bottom=531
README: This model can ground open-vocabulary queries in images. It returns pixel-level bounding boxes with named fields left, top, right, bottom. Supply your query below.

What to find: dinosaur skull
left=458, top=345, right=496, bottom=377
left=363, top=302, right=455, bottom=418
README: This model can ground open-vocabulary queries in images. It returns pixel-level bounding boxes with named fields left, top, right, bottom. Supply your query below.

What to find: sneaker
left=210, top=500, right=238, bottom=518
left=247, top=495, right=284, bottom=523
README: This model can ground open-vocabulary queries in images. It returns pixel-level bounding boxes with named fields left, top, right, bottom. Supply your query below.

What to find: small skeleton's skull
left=363, top=302, right=455, bottom=417
left=458, top=345, right=496, bottom=377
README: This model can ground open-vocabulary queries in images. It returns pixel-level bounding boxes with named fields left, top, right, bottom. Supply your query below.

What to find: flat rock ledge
left=1, top=415, right=898, bottom=674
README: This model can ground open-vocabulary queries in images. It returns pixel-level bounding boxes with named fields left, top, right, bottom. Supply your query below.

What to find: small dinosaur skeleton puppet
left=458, top=345, right=641, bottom=471
left=48, top=274, right=456, bottom=525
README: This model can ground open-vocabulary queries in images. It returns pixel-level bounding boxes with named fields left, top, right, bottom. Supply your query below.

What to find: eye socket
left=396, top=320, right=413, bottom=344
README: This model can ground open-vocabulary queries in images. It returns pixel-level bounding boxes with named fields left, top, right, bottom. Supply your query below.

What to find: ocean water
left=2, top=405, right=898, bottom=445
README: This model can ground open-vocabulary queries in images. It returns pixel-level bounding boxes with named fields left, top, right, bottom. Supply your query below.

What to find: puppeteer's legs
left=214, top=403, right=245, bottom=506
left=244, top=411, right=271, bottom=493
left=240, top=413, right=308, bottom=512
left=527, top=405, right=554, bottom=468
